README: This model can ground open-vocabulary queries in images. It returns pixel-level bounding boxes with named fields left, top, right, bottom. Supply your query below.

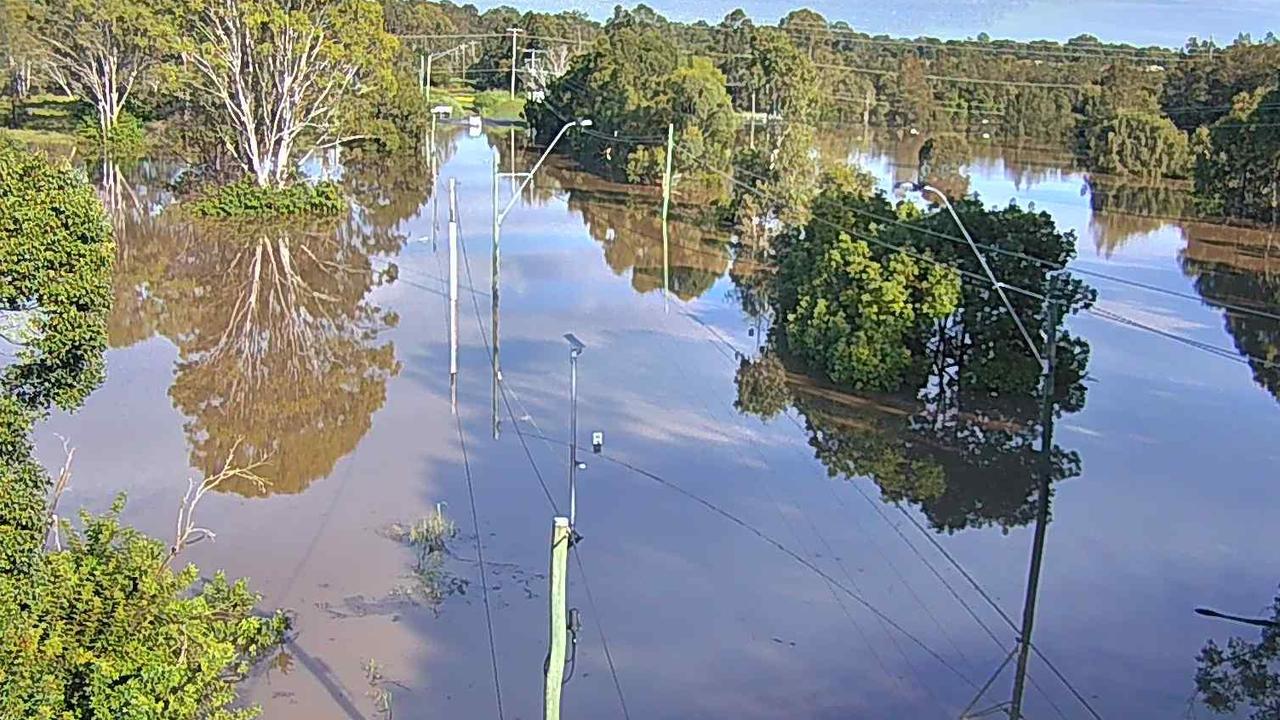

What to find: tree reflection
left=733, top=188, right=1093, bottom=533
left=1181, top=222, right=1280, bottom=405
left=105, top=169, right=410, bottom=497
left=164, top=221, right=400, bottom=496
left=1195, top=589, right=1280, bottom=720
left=543, top=161, right=734, bottom=302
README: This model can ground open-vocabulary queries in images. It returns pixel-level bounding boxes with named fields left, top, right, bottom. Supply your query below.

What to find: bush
left=473, top=90, right=526, bottom=121
left=189, top=178, right=347, bottom=219
left=76, top=109, right=147, bottom=157
left=0, top=142, right=287, bottom=719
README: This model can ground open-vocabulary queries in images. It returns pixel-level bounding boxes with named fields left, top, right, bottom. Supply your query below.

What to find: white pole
left=449, top=178, right=459, bottom=387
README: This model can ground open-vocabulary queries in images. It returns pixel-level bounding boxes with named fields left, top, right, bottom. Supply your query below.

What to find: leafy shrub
left=473, top=90, right=525, bottom=121
left=189, top=178, right=347, bottom=218
left=76, top=109, right=147, bottom=156
left=0, top=499, right=290, bottom=720
left=0, top=142, right=287, bottom=719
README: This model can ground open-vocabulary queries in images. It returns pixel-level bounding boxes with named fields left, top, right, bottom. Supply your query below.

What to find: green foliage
left=1195, top=85, right=1280, bottom=224
left=0, top=141, right=114, bottom=415
left=530, top=24, right=737, bottom=196
left=473, top=90, right=526, bottom=121
left=189, top=179, right=347, bottom=219
left=0, top=499, right=290, bottom=720
left=76, top=109, right=147, bottom=156
left=733, top=353, right=790, bottom=420
left=773, top=182, right=961, bottom=391
left=1196, top=591, right=1280, bottom=719
left=0, top=140, right=285, bottom=720
left=1086, top=110, right=1191, bottom=179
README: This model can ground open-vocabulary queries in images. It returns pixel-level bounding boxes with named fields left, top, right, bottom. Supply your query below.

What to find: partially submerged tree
left=26, top=0, right=174, bottom=142
left=180, top=0, right=396, bottom=187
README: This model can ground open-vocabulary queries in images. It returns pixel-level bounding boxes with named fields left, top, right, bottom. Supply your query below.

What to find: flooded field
left=37, top=127, right=1280, bottom=719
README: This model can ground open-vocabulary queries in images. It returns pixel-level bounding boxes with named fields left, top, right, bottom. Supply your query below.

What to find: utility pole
left=507, top=28, right=525, bottom=99
left=1008, top=277, right=1062, bottom=720
left=565, top=334, right=585, bottom=528
left=661, top=122, right=675, bottom=311
left=448, top=178, right=460, bottom=413
left=491, top=151, right=502, bottom=440
left=543, top=516, right=571, bottom=720
left=749, top=92, right=756, bottom=149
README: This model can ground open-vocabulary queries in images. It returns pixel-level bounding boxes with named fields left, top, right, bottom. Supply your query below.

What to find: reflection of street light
left=894, top=180, right=1044, bottom=368
left=490, top=119, right=592, bottom=440
left=564, top=333, right=586, bottom=530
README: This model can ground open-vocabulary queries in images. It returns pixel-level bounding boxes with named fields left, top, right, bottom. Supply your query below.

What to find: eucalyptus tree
left=25, top=0, right=176, bottom=142
left=179, top=0, right=397, bottom=187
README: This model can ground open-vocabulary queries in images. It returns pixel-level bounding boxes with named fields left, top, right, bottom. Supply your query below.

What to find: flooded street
left=37, top=128, right=1280, bottom=719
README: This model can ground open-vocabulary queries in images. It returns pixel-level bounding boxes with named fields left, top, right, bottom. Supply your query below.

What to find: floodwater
left=37, top=127, right=1280, bottom=719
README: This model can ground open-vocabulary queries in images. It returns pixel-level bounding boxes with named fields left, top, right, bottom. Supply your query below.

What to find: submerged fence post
left=543, top=516, right=571, bottom=720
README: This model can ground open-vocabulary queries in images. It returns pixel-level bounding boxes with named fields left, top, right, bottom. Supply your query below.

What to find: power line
left=450, top=180, right=633, bottom=720
left=428, top=230, right=506, bottom=719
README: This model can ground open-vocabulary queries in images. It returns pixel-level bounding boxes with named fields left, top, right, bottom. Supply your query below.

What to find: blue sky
left=470, top=0, right=1279, bottom=48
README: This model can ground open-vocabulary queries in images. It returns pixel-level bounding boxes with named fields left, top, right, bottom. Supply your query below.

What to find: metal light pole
left=564, top=334, right=585, bottom=529
left=895, top=181, right=1044, bottom=368
left=489, top=119, right=592, bottom=440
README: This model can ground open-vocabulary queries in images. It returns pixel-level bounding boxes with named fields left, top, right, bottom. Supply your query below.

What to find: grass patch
left=0, top=127, right=80, bottom=150
left=473, top=90, right=526, bottom=122
left=188, top=178, right=347, bottom=219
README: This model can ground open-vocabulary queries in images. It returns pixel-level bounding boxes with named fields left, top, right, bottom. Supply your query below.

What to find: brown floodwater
left=35, top=127, right=1280, bottom=719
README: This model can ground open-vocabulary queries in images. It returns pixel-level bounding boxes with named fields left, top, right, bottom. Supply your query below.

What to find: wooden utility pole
left=543, top=516, right=571, bottom=720
left=661, top=122, right=675, bottom=310
left=1008, top=280, right=1062, bottom=720
left=749, top=93, right=757, bottom=149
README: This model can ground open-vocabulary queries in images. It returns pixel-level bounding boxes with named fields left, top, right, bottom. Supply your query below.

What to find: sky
left=468, top=0, right=1280, bottom=48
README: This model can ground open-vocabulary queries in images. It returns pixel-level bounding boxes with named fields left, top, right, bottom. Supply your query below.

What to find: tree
left=1195, top=85, right=1280, bottom=224
left=0, top=142, right=285, bottom=719
left=180, top=0, right=397, bottom=187
left=27, top=0, right=175, bottom=142
left=0, top=0, right=37, bottom=127
left=1086, top=110, right=1191, bottom=179
left=773, top=183, right=961, bottom=391
left=1195, top=590, right=1280, bottom=719
left=887, top=53, right=933, bottom=128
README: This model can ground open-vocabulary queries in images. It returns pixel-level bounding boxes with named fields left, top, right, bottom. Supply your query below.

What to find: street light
left=894, top=180, right=1044, bottom=368
left=564, top=333, right=586, bottom=530
left=490, top=119, right=591, bottom=440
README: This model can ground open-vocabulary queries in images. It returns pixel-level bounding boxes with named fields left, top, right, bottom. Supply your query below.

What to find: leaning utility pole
left=507, top=28, right=525, bottom=99
left=1008, top=278, right=1063, bottom=720
left=543, top=516, right=571, bottom=720
left=661, top=122, right=675, bottom=311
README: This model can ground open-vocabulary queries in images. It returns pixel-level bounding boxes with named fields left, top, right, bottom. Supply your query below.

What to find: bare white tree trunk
left=42, top=18, right=146, bottom=142
left=184, top=0, right=363, bottom=187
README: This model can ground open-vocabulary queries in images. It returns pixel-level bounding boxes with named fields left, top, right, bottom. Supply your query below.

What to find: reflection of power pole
left=448, top=178, right=460, bottom=414
left=491, top=151, right=501, bottom=440
left=1008, top=278, right=1063, bottom=720
left=507, top=28, right=525, bottom=99
left=661, top=122, right=675, bottom=312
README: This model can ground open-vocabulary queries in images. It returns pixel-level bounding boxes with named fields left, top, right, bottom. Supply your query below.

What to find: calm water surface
left=37, top=128, right=1280, bottom=719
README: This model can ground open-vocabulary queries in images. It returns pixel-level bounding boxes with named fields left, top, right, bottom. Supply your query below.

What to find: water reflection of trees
left=106, top=171, right=410, bottom=497
left=737, top=322, right=1088, bottom=533
left=1181, top=223, right=1280, bottom=405
left=542, top=162, right=734, bottom=302
left=733, top=191, right=1093, bottom=533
